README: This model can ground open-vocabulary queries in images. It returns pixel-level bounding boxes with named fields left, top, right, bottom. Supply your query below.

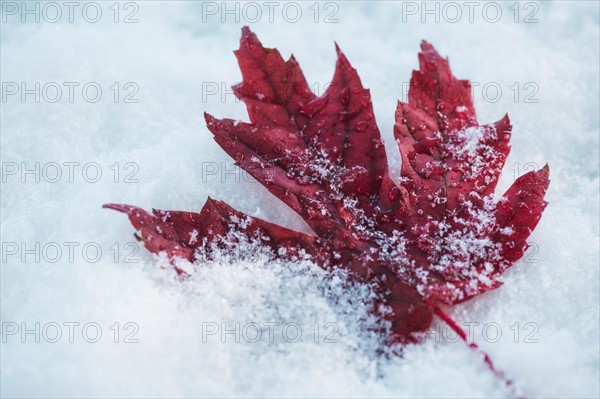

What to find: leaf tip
left=103, top=203, right=132, bottom=213
left=539, top=163, right=550, bottom=180
left=204, top=112, right=216, bottom=126
left=240, top=25, right=253, bottom=39
left=333, top=42, right=354, bottom=72
left=418, top=41, right=446, bottom=69
left=419, top=40, right=441, bottom=57
left=239, top=25, right=263, bottom=51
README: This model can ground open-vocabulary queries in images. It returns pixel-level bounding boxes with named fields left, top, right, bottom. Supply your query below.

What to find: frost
left=189, top=229, right=199, bottom=244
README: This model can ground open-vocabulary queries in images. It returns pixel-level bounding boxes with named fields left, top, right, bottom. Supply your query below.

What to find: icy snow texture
left=1, top=1, right=599, bottom=397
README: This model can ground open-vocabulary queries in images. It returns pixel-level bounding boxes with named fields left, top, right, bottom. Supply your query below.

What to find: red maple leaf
left=105, top=27, right=549, bottom=386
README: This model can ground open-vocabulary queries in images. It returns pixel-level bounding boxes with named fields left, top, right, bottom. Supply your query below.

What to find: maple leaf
left=105, top=27, right=549, bottom=385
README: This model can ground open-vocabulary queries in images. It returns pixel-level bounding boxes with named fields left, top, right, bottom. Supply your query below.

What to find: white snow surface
left=1, top=1, right=599, bottom=397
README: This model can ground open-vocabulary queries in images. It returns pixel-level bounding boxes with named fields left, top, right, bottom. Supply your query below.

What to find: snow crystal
left=188, top=229, right=199, bottom=245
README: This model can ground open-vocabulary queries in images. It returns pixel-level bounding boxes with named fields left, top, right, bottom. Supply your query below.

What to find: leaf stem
left=433, top=307, right=520, bottom=396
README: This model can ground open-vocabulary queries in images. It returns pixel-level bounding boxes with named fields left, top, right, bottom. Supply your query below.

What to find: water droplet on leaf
left=388, top=186, right=400, bottom=201
left=355, top=120, right=369, bottom=132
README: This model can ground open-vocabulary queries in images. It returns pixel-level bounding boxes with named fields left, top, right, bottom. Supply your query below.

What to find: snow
left=2, top=1, right=599, bottom=398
